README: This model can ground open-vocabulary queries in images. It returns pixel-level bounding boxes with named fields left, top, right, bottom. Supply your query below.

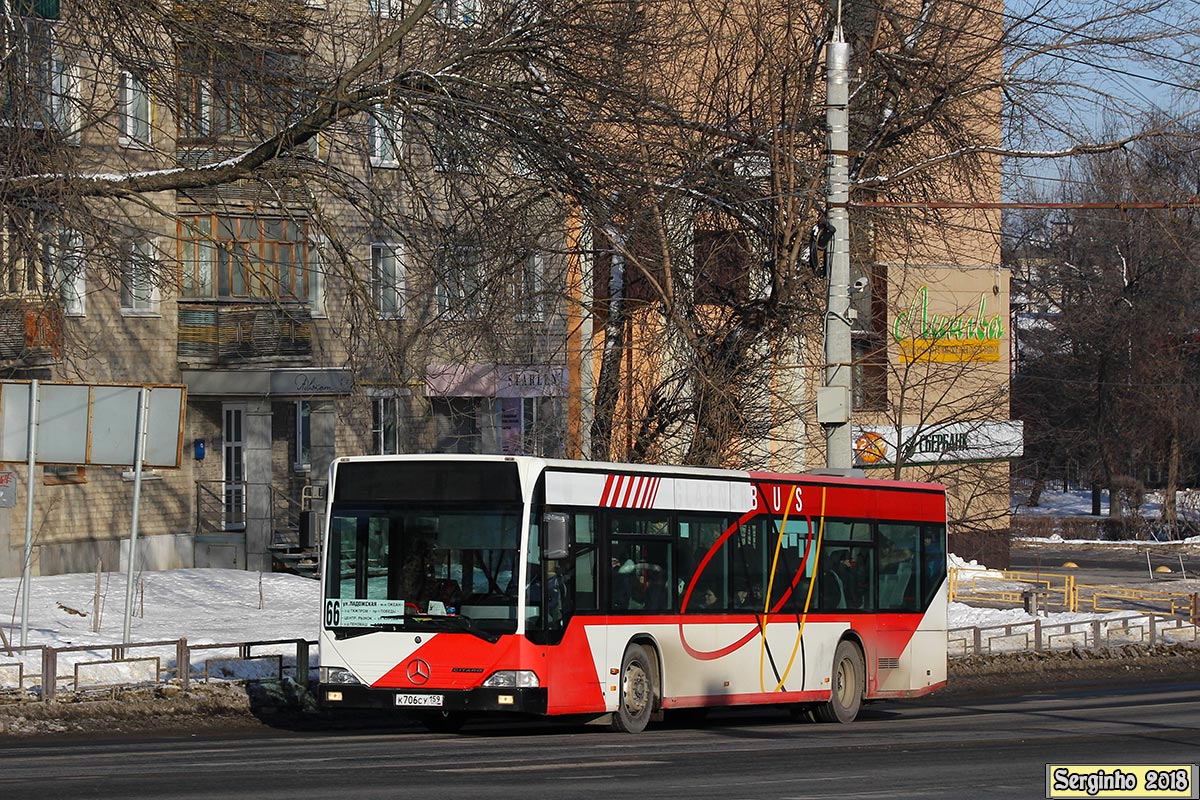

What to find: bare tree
left=2, top=0, right=1198, bottom=467
left=1011, top=124, right=1200, bottom=536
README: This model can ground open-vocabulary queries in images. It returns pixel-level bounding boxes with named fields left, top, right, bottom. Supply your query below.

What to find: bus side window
left=921, top=524, right=946, bottom=607
left=679, top=515, right=728, bottom=611
left=767, top=516, right=815, bottom=613
left=730, top=519, right=766, bottom=611
left=327, top=516, right=358, bottom=600
left=607, top=510, right=671, bottom=612
left=572, top=512, right=598, bottom=611
left=878, top=523, right=920, bottom=611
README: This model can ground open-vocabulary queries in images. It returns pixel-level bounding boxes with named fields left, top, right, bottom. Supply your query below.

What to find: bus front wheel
left=815, top=640, right=864, bottom=724
left=611, top=643, right=656, bottom=733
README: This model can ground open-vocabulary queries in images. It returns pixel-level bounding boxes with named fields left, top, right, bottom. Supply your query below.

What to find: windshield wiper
left=330, top=624, right=403, bottom=640
left=409, top=613, right=501, bottom=643
left=329, top=615, right=500, bottom=643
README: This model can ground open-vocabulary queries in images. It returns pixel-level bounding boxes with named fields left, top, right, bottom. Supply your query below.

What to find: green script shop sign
left=892, top=285, right=1005, bottom=363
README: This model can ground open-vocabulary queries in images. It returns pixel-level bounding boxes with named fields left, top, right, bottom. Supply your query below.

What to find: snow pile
left=950, top=601, right=1141, bottom=630
left=0, top=569, right=320, bottom=688
left=948, top=552, right=1003, bottom=578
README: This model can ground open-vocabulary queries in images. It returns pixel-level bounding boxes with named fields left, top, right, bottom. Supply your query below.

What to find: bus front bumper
left=319, top=683, right=548, bottom=715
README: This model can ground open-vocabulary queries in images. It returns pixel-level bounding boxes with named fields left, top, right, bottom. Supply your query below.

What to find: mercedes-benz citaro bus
left=318, top=454, right=948, bottom=733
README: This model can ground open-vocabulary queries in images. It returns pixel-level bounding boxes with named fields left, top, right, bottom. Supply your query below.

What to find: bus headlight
left=320, top=667, right=362, bottom=685
left=482, top=670, right=539, bottom=688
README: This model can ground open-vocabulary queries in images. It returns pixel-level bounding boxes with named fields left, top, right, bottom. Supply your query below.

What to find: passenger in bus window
left=439, top=579, right=462, bottom=614
left=842, top=551, right=867, bottom=608
left=534, top=561, right=568, bottom=625
left=611, top=552, right=635, bottom=610
left=823, top=550, right=856, bottom=609
left=922, top=528, right=945, bottom=588
left=643, top=566, right=669, bottom=610
left=734, top=582, right=763, bottom=609
left=700, top=585, right=720, bottom=609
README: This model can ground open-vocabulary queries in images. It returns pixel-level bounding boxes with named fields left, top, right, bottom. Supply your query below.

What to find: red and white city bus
left=318, top=454, right=948, bottom=732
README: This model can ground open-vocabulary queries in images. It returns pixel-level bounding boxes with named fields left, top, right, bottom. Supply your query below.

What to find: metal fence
left=0, top=637, right=314, bottom=702
left=949, top=613, right=1199, bottom=657
left=949, top=568, right=1200, bottom=621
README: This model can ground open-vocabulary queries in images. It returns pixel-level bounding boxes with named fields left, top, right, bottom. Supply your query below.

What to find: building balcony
left=0, top=299, right=63, bottom=368
left=178, top=301, right=313, bottom=367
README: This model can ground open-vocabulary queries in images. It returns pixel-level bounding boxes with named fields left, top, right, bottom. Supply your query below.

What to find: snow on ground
left=1013, top=487, right=1112, bottom=517
left=1011, top=486, right=1200, bottom=544
left=0, top=569, right=320, bottom=686
left=1, top=568, right=319, bottom=650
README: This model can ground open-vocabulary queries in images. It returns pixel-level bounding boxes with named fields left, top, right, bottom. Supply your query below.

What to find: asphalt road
left=1010, top=540, right=1197, bottom=588
left=1, top=682, right=1197, bottom=799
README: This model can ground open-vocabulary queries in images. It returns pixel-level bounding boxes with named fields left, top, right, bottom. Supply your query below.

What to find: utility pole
left=821, top=25, right=853, bottom=469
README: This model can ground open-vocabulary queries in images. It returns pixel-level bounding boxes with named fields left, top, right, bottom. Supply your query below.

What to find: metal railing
left=195, top=480, right=239, bottom=533
left=0, top=637, right=314, bottom=702
left=268, top=485, right=306, bottom=548
left=950, top=568, right=1078, bottom=611
left=949, top=568, right=1198, bottom=620
left=1081, top=584, right=1199, bottom=618
left=949, top=613, right=1199, bottom=657
left=194, top=481, right=308, bottom=540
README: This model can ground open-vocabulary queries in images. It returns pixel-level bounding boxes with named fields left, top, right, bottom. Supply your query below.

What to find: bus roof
left=332, top=454, right=945, bottom=494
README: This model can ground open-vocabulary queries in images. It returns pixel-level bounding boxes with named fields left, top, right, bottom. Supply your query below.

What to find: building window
left=852, top=335, right=888, bottom=412
left=435, top=0, right=479, bottom=27
left=50, top=57, right=80, bottom=143
left=499, top=397, right=558, bottom=456
left=43, top=465, right=86, bottom=485
left=592, top=222, right=665, bottom=306
left=515, top=250, right=544, bottom=321
left=371, top=242, right=404, bottom=318
left=0, top=16, right=56, bottom=130
left=179, top=214, right=311, bottom=300
left=372, top=396, right=401, bottom=455
left=435, top=242, right=482, bottom=318
left=432, top=398, right=480, bottom=453
left=368, top=104, right=401, bottom=167
left=50, top=229, right=85, bottom=316
left=177, top=44, right=302, bottom=142
left=852, top=265, right=888, bottom=412
left=120, top=239, right=158, bottom=314
left=1, top=211, right=49, bottom=297
left=294, top=400, right=311, bottom=472
left=369, top=0, right=404, bottom=17
left=308, top=234, right=326, bottom=317
left=430, top=114, right=484, bottom=173
left=119, top=71, right=151, bottom=145
left=693, top=227, right=750, bottom=305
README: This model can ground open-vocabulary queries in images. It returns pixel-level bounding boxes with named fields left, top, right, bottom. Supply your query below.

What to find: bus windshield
left=324, top=504, right=524, bottom=637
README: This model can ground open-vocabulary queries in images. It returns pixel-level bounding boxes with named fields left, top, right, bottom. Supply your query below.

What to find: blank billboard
left=0, top=382, right=185, bottom=468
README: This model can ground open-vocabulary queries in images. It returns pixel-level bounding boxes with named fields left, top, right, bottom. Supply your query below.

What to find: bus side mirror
left=543, top=512, right=570, bottom=560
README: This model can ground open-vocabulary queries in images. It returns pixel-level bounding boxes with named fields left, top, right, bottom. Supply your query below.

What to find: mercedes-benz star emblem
left=406, top=658, right=431, bottom=685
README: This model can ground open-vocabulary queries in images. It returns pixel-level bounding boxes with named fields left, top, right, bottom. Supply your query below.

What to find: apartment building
left=0, top=0, right=572, bottom=578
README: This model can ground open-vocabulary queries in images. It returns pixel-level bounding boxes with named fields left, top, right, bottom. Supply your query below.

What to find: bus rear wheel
left=815, top=640, right=863, bottom=724
left=611, top=643, right=656, bottom=733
